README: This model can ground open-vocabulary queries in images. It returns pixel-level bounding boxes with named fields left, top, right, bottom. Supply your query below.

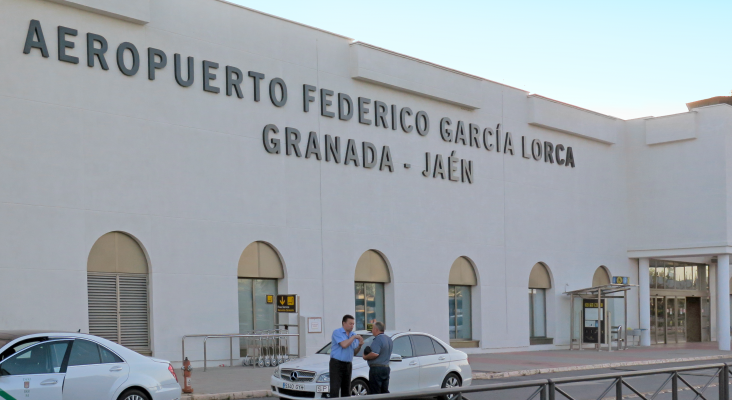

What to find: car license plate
left=316, top=385, right=329, bottom=393
left=283, top=382, right=305, bottom=391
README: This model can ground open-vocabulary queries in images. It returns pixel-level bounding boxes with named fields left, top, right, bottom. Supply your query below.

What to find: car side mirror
left=389, top=354, right=402, bottom=362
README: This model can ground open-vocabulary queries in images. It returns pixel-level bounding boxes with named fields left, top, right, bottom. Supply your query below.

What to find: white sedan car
left=0, top=331, right=181, bottom=400
left=271, top=331, right=471, bottom=399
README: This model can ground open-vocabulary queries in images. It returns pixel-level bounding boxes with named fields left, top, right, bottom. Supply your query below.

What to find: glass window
left=649, top=262, right=710, bottom=292
left=68, top=339, right=101, bottom=366
left=238, top=278, right=277, bottom=333
left=656, top=264, right=665, bottom=289
left=665, top=265, right=674, bottom=289
left=239, top=278, right=277, bottom=356
left=99, top=346, right=123, bottom=364
left=355, top=282, right=366, bottom=330
left=354, top=282, right=385, bottom=331
left=0, top=339, right=45, bottom=362
left=431, top=339, right=447, bottom=354
left=449, top=285, right=472, bottom=340
left=675, top=267, right=685, bottom=290
left=529, top=288, right=547, bottom=338
left=411, top=335, right=435, bottom=357
left=238, top=278, right=254, bottom=334
left=0, top=341, right=70, bottom=375
left=392, top=336, right=413, bottom=358
left=254, top=279, right=276, bottom=330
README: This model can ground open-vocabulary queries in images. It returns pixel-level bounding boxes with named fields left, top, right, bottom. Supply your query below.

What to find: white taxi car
left=0, top=331, right=181, bottom=400
left=271, top=331, right=471, bottom=399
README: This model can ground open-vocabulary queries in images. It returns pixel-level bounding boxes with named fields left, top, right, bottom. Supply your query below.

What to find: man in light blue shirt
left=329, top=314, right=363, bottom=397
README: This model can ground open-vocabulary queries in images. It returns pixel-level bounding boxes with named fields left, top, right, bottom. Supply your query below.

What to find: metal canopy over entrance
left=565, top=284, right=634, bottom=351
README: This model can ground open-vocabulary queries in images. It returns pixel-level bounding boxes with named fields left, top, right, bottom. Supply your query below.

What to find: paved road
left=258, top=359, right=732, bottom=400
left=469, top=359, right=732, bottom=400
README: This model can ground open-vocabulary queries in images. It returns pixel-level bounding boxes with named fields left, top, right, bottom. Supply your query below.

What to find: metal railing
left=363, top=363, right=730, bottom=400
left=181, top=333, right=299, bottom=371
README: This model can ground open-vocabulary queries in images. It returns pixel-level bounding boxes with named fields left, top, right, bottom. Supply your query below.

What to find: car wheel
left=350, top=379, right=370, bottom=396
left=118, top=389, right=150, bottom=400
left=440, top=373, right=462, bottom=400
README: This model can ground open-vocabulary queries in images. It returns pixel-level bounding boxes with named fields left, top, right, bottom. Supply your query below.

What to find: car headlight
left=317, top=373, right=330, bottom=383
left=273, top=367, right=279, bottom=377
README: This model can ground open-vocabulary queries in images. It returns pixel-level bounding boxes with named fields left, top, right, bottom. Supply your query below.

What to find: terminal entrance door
left=650, top=296, right=688, bottom=344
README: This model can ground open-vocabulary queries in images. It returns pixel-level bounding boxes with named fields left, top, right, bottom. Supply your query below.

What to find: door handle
left=438, top=356, right=446, bottom=361
left=409, top=361, right=418, bottom=366
left=40, top=379, right=58, bottom=385
left=110, top=366, right=123, bottom=372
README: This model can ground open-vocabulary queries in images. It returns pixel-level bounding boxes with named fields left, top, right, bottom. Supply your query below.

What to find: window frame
left=391, top=335, right=414, bottom=359
left=354, top=281, right=386, bottom=331
left=431, top=338, right=447, bottom=354
left=0, top=337, right=49, bottom=362
left=528, top=288, right=547, bottom=339
left=99, top=343, right=124, bottom=364
left=448, top=284, right=472, bottom=341
left=67, top=339, right=103, bottom=367
left=238, top=277, right=278, bottom=332
left=0, top=339, right=73, bottom=376
left=410, top=334, right=437, bottom=357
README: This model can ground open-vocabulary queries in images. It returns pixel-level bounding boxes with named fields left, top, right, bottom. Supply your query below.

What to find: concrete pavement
left=470, top=342, right=732, bottom=378
left=180, top=342, right=732, bottom=399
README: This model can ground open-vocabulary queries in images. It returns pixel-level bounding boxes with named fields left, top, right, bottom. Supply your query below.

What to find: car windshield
left=317, top=335, right=374, bottom=357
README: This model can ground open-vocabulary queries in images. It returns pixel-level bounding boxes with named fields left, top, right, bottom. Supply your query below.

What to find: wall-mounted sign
left=19, top=20, right=579, bottom=192
left=308, top=317, right=322, bottom=333
left=266, top=295, right=273, bottom=304
left=277, top=294, right=297, bottom=313
left=612, top=276, right=628, bottom=285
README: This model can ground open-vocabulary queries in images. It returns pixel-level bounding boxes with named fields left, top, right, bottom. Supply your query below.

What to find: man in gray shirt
left=362, top=321, right=393, bottom=394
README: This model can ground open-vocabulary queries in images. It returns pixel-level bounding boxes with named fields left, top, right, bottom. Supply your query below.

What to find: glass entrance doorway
left=650, top=297, right=686, bottom=344
left=648, top=260, right=711, bottom=344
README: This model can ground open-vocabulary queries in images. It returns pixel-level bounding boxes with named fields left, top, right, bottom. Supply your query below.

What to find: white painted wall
left=0, top=0, right=725, bottom=365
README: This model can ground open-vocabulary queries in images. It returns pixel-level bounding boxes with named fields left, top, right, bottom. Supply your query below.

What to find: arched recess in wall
left=354, top=250, right=391, bottom=331
left=87, top=231, right=151, bottom=355
left=593, top=266, right=611, bottom=287
left=237, top=241, right=284, bottom=347
left=528, top=262, right=553, bottom=344
left=448, top=257, right=479, bottom=346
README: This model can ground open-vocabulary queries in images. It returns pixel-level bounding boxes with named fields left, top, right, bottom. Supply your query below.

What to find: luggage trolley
left=241, top=330, right=255, bottom=366
left=264, top=330, right=276, bottom=367
left=241, top=294, right=302, bottom=367
left=276, top=329, right=288, bottom=364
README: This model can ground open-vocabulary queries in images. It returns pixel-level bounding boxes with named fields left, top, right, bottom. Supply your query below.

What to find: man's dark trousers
left=329, top=358, right=352, bottom=397
left=368, top=366, right=390, bottom=394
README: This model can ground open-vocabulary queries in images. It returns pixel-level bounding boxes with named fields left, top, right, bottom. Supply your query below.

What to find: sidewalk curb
left=181, top=390, right=273, bottom=400
left=472, top=354, right=732, bottom=380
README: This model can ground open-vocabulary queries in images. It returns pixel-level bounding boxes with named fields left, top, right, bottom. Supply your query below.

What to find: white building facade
left=0, top=0, right=730, bottom=365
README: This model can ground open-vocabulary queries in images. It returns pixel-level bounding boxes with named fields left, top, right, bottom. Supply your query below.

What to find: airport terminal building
left=2, top=0, right=732, bottom=365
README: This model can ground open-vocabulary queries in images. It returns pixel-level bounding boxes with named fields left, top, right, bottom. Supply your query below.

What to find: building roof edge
left=350, top=41, right=529, bottom=93
left=214, top=0, right=354, bottom=41
left=528, top=94, right=622, bottom=121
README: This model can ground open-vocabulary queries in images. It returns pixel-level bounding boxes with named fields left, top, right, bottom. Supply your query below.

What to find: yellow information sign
left=266, top=295, right=273, bottom=304
left=277, top=294, right=297, bottom=313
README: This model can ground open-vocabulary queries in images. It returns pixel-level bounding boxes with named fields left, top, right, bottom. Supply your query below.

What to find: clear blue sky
left=227, top=0, right=730, bottom=120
